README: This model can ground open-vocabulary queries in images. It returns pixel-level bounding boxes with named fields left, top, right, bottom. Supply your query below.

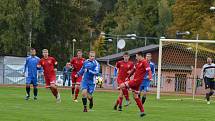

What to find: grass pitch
left=0, top=87, right=214, bottom=121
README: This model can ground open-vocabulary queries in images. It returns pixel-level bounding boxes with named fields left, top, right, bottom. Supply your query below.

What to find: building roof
left=97, top=44, right=159, bottom=62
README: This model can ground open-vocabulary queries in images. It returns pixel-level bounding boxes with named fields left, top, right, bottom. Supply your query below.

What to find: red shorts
left=127, top=79, right=141, bottom=93
left=44, top=75, right=56, bottom=88
left=71, top=73, right=82, bottom=84
left=117, top=78, right=126, bottom=85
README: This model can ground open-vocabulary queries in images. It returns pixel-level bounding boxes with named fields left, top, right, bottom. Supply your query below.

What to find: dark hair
left=123, top=52, right=129, bottom=56
left=77, top=49, right=82, bottom=52
left=136, top=51, right=144, bottom=57
left=31, top=48, right=36, bottom=51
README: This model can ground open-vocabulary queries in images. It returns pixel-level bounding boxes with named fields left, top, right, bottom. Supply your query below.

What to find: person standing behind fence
left=201, top=57, right=215, bottom=105
left=63, top=62, right=72, bottom=87
left=23, top=48, right=40, bottom=100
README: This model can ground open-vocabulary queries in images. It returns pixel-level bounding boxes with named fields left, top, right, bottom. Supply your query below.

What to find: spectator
left=63, top=62, right=72, bottom=86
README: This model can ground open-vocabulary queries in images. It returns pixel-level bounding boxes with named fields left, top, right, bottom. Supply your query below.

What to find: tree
left=92, top=35, right=106, bottom=57
left=167, top=0, right=215, bottom=39
left=0, top=0, right=42, bottom=56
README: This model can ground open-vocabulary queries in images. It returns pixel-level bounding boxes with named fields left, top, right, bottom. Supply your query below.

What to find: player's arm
left=200, top=65, right=206, bottom=80
left=70, top=58, right=75, bottom=70
left=37, top=59, right=42, bottom=69
left=88, top=61, right=100, bottom=76
left=36, top=57, right=42, bottom=70
left=127, top=67, right=135, bottom=80
left=23, top=58, right=29, bottom=76
left=145, top=62, right=152, bottom=81
left=77, top=62, right=85, bottom=76
left=23, top=58, right=29, bottom=73
left=151, top=63, right=155, bottom=76
left=127, top=62, right=134, bottom=75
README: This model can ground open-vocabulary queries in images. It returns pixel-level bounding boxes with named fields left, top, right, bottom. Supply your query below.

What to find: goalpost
left=157, top=38, right=215, bottom=100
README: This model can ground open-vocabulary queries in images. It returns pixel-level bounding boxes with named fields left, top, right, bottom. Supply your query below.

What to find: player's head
left=123, top=52, right=130, bottom=62
left=77, top=49, right=82, bottom=58
left=207, top=57, right=212, bottom=64
left=30, top=48, right=36, bottom=56
left=136, top=51, right=144, bottom=61
left=66, top=62, right=70, bottom=67
left=42, top=49, right=49, bottom=58
left=146, top=53, right=152, bottom=61
left=89, top=51, right=96, bottom=61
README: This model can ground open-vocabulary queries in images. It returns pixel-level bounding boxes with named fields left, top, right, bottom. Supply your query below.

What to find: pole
left=145, top=37, right=147, bottom=46
left=116, top=35, right=119, bottom=53
left=157, top=39, right=163, bottom=99
left=193, top=34, right=199, bottom=100
left=72, top=42, right=75, bottom=57
left=28, top=12, right=32, bottom=55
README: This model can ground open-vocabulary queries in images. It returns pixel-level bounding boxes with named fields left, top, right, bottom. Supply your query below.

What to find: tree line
left=0, top=0, right=215, bottom=68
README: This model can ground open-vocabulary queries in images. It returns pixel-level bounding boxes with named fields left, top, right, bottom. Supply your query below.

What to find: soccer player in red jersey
left=118, top=51, right=152, bottom=117
left=37, top=49, right=61, bottom=103
left=114, top=52, right=134, bottom=111
left=70, top=50, right=85, bottom=102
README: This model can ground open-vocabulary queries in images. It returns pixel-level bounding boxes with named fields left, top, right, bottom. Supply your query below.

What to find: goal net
left=157, top=39, right=215, bottom=100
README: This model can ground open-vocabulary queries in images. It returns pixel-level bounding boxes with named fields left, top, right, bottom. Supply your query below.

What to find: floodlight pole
left=116, top=35, right=119, bottom=53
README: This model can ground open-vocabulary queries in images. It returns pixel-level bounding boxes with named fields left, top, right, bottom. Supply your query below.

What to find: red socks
left=74, top=88, right=79, bottom=100
left=135, top=98, right=144, bottom=112
left=115, top=97, right=123, bottom=106
left=50, top=87, right=58, bottom=98
left=119, top=97, right=123, bottom=106
left=71, top=85, right=75, bottom=95
left=122, top=89, right=129, bottom=101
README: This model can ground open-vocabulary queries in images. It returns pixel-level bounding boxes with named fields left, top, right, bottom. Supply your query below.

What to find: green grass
left=0, top=87, right=215, bottom=121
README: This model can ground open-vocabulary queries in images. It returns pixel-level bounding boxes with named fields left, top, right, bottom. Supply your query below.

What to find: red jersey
left=133, top=59, right=152, bottom=84
left=70, top=57, right=85, bottom=74
left=116, top=60, right=134, bottom=81
left=38, top=56, right=57, bottom=76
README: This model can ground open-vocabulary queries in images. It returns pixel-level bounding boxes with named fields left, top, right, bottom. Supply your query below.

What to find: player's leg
left=50, top=83, right=61, bottom=103
left=71, top=74, right=76, bottom=96
left=114, top=80, right=123, bottom=111
left=128, top=80, right=145, bottom=117
left=74, top=77, right=82, bottom=102
left=142, top=80, right=150, bottom=104
left=48, top=76, right=61, bottom=103
left=25, top=77, right=31, bottom=100
left=81, top=81, right=88, bottom=112
left=87, top=84, right=96, bottom=111
left=207, top=80, right=215, bottom=104
left=68, top=75, right=71, bottom=87
left=122, top=88, right=131, bottom=107
left=205, top=77, right=212, bottom=104
left=132, top=91, right=146, bottom=117
left=63, top=75, right=66, bottom=86
left=32, top=77, right=38, bottom=100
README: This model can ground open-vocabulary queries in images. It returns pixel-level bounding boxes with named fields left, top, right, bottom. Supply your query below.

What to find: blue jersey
left=78, top=59, right=100, bottom=84
left=24, top=56, right=40, bottom=78
left=144, top=61, right=155, bottom=80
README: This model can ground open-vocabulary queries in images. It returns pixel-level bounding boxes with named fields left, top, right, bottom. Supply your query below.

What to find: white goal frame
left=157, top=39, right=215, bottom=100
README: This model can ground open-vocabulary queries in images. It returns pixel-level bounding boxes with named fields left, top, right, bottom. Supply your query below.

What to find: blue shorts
left=140, top=79, right=150, bottom=92
left=81, top=81, right=96, bottom=95
left=26, top=76, right=38, bottom=86
left=204, top=77, right=215, bottom=90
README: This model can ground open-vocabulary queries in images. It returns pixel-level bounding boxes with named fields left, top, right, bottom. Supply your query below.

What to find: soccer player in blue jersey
left=76, top=51, right=100, bottom=112
left=23, top=48, right=40, bottom=100
left=139, top=53, right=155, bottom=104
